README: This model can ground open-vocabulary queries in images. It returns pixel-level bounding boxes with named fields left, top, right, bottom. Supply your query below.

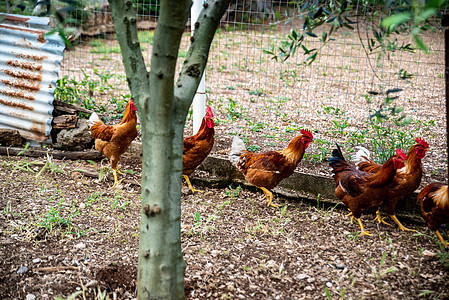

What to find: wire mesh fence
left=50, top=0, right=448, bottom=179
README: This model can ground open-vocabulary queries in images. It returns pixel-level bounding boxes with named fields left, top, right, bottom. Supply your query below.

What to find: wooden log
left=0, top=146, right=104, bottom=160
left=76, top=168, right=141, bottom=186
left=52, top=115, right=78, bottom=129
left=0, top=129, right=24, bottom=146
left=34, top=266, right=80, bottom=273
left=53, top=105, right=77, bottom=115
left=53, top=100, right=94, bottom=114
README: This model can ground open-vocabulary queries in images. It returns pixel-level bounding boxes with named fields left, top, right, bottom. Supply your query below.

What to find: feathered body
left=182, top=107, right=215, bottom=192
left=417, top=183, right=449, bottom=245
left=89, top=98, right=138, bottom=187
left=354, top=138, right=429, bottom=230
left=329, top=144, right=406, bottom=236
left=230, top=129, right=313, bottom=206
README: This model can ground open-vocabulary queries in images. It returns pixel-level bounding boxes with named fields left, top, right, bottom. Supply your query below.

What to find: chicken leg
left=346, top=212, right=354, bottom=223
left=374, top=210, right=391, bottom=226
left=357, top=218, right=372, bottom=236
left=259, top=187, right=279, bottom=207
left=183, top=175, right=203, bottom=193
left=389, top=215, right=415, bottom=232
left=435, top=230, right=448, bottom=247
left=111, top=168, right=124, bottom=188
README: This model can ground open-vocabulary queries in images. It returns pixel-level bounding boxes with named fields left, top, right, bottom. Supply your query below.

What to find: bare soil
left=1, top=154, right=448, bottom=300
left=2, top=7, right=447, bottom=300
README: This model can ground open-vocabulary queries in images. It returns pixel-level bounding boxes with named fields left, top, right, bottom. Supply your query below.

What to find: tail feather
left=229, top=136, right=247, bottom=167
left=352, top=146, right=371, bottom=166
left=328, top=143, right=345, bottom=168
left=88, top=112, right=102, bottom=128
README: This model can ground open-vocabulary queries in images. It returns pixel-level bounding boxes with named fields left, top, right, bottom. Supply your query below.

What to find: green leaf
left=306, top=32, right=318, bottom=37
left=386, top=88, right=402, bottom=94
left=416, top=8, right=437, bottom=24
left=381, top=13, right=411, bottom=28
left=412, top=33, right=429, bottom=52
left=306, top=52, right=317, bottom=63
left=321, top=32, right=327, bottom=42
left=400, top=116, right=413, bottom=125
left=343, top=23, right=354, bottom=30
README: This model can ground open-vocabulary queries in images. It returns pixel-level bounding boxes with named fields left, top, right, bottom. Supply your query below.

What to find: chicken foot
left=435, top=230, right=448, bottom=247
left=357, top=218, right=372, bottom=236
left=259, top=187, right=279, bottom=207
left=389, top=215, right=415, bottom=232
left=373, top=210, right=391, bottom=226
left=111, top=168, right=124, bottom=188
left=183, top=175, right=203, bottom=193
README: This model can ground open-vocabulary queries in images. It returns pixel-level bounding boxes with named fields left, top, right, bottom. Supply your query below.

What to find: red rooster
left=417, top=183, right=449, bottom=246
left=353, top=138, right=429, bottom=231
left=329, top=144, right=406, bottom=236
left=229, top=129, right=313, bottom=207
left=182, top=106, right=215, bottom=193
left=88, top=98, right=138, bottom=188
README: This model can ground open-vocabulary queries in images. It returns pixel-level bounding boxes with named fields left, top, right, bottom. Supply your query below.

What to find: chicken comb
left=415, top=137, right=429, bottom=149
left=206, top=106, right=213, bottom=117
left=395, top=148, right=407, bottom=160
left=128, top=98, right=137, bottom=111
left=300, top=129, right=313, bottom=140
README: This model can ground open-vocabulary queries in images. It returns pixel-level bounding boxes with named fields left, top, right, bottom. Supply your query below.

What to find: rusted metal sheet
left=0, top=13, right=65, bottom=144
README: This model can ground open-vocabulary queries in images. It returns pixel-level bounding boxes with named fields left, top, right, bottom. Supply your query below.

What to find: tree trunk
left=107, top=0, right=231, bottom=298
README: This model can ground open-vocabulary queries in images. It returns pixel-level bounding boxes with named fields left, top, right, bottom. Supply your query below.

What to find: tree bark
left=107, top=0, right=231, bottom=298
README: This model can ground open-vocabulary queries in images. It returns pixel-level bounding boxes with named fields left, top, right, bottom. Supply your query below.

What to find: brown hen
left=182, top=106, right=215, bottom=193
left=89, top=98, right=138, bottom=188
left=417, top=183, right=449, bottom=246
left=229, top=129, right=313, bottom=207
left=354, top=138, right=429, bottom=231
left=329, top=145, right=406, bottom=236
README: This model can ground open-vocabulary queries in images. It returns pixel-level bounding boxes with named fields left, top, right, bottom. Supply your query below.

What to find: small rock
left=86, top=280, right=99, bottom=288
left=79, top=202, right=86, bottom=209
left=48, top=256, right=53, bottom=260
left=26, top=294, right=36, bottom=300
left=326, top=282, right=333, bottom=288
left=32, top=258, right=41, bottom=264
left=75, top=243, right=86, bottom=249
left=266, top=260, right=276, bottom=267
left=295, top=274, right=308, bottom=281
left=335, top=264, right=345, bottom=270
left=304, top=286, right=313, bottom=291
left=17, top=266, right=28, bottom=274
left=70, top=171, right=82, bottom=180
left=56, top=118, right=92, bottom=150
left=343, top=231, right=350, bottom=235
left=307, top=277, right=316, bottom=283
left=422, top=250, right=436, bottom=257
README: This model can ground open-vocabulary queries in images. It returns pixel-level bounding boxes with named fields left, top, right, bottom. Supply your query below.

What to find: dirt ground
left=1, top=153, right=448, bottom=300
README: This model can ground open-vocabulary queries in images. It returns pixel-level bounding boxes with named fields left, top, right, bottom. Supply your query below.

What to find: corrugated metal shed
left=0, top=13, right=65, bottom=144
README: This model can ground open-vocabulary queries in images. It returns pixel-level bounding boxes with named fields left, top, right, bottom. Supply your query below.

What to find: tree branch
left=108, top=0, right=150, bottom=106
left=146, top=0, right=192, bottom=126
left=175, top=0, right=232, bottom=113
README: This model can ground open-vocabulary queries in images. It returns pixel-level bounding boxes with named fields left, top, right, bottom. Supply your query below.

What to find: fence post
left=443, top=15, right=449, bottom=184
left=191, top=0, right=206, bottom=134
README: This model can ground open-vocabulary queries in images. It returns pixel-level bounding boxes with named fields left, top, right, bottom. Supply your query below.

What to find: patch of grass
left=37, top=202, right=79, bottom=232
left=138, top=30, right=154, bottom=44
left=247, top=145, right=261, bottom=152
left=36, top=153, right=64, bottom=179
left=224, top=185, right=242, bottom=198
left=226, top=98, right=242, bottom=121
